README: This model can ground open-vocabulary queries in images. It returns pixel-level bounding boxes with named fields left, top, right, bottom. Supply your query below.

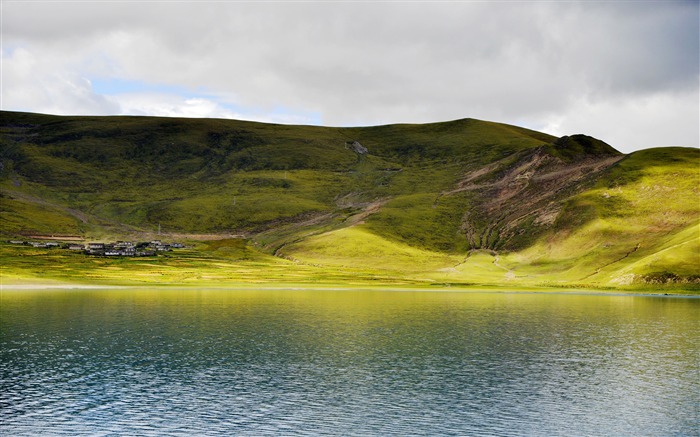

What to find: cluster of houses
left=8, top=239, right=185, bottom=257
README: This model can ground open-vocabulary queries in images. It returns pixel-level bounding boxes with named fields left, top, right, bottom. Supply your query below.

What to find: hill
left=1, top=111, right=698, bottom=290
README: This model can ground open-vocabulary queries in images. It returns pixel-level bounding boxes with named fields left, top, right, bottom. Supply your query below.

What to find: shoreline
left=1, top=281, right=698, bottom=297
left=1, top=284, right=126, bottom=290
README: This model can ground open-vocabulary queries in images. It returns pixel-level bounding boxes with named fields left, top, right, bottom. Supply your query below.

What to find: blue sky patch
left=90, top=78, right=201, bottom=97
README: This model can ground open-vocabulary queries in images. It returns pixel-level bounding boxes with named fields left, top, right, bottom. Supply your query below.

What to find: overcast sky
left=2, top=1, right=698, bottom=153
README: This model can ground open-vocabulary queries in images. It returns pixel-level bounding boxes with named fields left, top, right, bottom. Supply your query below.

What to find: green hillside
left=1, top=111, right=697, bottom=290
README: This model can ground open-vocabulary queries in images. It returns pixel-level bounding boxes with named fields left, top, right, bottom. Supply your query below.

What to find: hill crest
left=1, top=111, right=697, bottom=289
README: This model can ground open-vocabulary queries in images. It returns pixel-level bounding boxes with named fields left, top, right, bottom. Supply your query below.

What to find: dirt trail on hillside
left=144, top=232, right=247, bottom=241
left=443, top=155, right=623, bottom=198
left=441, top=149, right=624, bottom=250
left=343, top=198, right=391, bottom=226
left=266, top=198, right=391, bottom=258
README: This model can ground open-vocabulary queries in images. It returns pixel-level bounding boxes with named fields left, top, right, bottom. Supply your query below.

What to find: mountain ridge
left=1, top=111, right=697, bottom=289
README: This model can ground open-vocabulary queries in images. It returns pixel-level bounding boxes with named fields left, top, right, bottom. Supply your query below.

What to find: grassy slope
left=261, top=149, right=700, bottom=290
left=1, top=112, right=553, bottom=250
left=497, top=147, right=700, bottom=288
left=1, top=111, right=698, bottom=290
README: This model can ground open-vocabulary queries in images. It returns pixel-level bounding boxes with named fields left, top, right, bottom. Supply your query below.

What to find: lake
left=1, top=288, right=698, bottom=436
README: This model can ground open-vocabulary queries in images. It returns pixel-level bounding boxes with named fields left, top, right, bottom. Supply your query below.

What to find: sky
left=1, top=1, right=698, bottom=153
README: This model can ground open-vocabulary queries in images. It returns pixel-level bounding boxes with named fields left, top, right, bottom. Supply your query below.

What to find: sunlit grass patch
left=281, top=226, right=461, bottom=273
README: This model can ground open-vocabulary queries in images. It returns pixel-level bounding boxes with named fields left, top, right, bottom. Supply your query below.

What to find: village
left=7, top=239, right=185, bottom=257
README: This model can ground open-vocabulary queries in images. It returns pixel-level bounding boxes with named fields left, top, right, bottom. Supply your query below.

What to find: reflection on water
left=1, top=289, right=698, bottom=436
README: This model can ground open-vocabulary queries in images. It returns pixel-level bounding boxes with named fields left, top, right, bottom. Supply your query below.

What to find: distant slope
left=500, top=147, right=700, bottom=286
left=0, top=111, right=557, bottom=243
left=1, top=111, right=697, bottom=289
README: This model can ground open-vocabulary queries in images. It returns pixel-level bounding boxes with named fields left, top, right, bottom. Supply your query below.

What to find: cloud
left=2, top=46, right=120, bottom=115
left=2, top=1, right=698, bottom=150
left=111, top=92, right=321, bottom=125
left=538, top=89, right=700, bottom=153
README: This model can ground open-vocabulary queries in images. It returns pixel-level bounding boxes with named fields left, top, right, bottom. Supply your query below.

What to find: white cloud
left=538, top=89, right=700, bottom=153
left=1, top=1, right=698, bottom=151
left=2, top=46, right=119, bottom=115
left=111, top=92, right=319, bottom=125
left=111, top=93, right=235, bottom=119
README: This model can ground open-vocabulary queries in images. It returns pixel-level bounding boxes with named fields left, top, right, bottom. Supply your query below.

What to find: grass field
left=1, top=111, right=698, bottom=291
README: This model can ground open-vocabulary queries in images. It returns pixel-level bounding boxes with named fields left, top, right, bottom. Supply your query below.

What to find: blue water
left=1, top=289, right=698, bottom=436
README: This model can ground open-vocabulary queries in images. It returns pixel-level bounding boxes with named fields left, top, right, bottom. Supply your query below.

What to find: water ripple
left=2, top=290, right=698, bottom=436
